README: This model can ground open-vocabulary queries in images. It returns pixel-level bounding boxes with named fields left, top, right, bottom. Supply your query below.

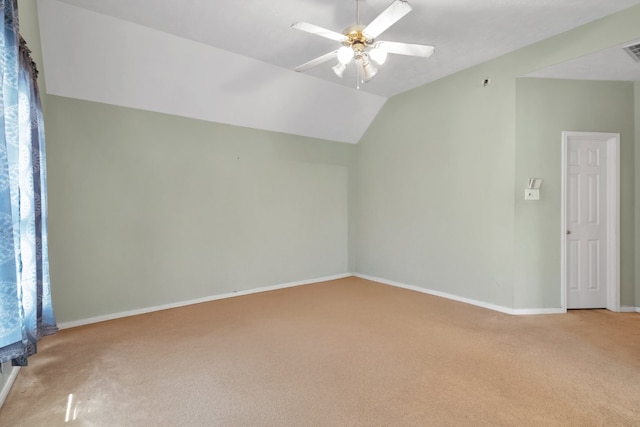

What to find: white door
left=562, top=132, right=619, bottom=310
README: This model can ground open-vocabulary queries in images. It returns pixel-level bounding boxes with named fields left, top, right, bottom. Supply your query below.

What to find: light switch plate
left=525, top=189, right=540, bottom=200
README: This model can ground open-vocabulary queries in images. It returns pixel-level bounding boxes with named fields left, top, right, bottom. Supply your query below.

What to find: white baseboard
left=620, top=306, right=640, bottom=313
left=58, top=272, right=627, bottom=329
left=0, top=366, right=20, bottom=409
left=511, top=307, right=566, bottom=315
left=58, top=274, right=352, bottom=330
left=354, top=273, right=566, bottom=315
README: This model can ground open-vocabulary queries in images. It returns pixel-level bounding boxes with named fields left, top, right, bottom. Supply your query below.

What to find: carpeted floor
left=1, top=277, right=639, bottom=426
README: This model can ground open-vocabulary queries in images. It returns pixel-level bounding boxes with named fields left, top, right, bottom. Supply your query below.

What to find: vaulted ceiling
left=36, top=0, right=640, bottom=143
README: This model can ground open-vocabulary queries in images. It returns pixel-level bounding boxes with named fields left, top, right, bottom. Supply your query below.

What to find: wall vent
left=623, top=43, right=640, bottom=62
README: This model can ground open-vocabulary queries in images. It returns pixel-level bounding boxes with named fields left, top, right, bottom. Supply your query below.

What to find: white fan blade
left=363, top=0, right=412, bottom=39
left=291, top=22, right=347, bottom=42
left=294, top=50, right=339, bottom=72
left=377, top=41, right=435, bottom=57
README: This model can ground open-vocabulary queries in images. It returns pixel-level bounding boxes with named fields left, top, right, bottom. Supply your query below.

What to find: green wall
left=44, top=97, right=355, bottom=323
left=354, top=4, right=640, bottom=310
left=16, top=0, right=45, bottom=108
left=515, top=78, right=635, bottom=308
left=354, top=61, right=517, bottom=308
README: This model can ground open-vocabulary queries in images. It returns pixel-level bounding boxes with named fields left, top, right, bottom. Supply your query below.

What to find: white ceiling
left=36, top=0, right=640, bottom=143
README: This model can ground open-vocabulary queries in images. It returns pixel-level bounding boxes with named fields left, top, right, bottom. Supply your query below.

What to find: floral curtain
left=0, top=0, right=56, bottom=366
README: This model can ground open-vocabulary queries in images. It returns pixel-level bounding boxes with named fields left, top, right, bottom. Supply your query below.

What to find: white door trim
left=560, top=131, right=620, bottom=312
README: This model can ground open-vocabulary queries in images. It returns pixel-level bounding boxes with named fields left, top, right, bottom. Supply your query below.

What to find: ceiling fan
left=292, top=0, right=435, bottom=87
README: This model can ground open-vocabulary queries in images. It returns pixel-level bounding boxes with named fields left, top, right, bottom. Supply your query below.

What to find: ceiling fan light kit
left=369, top=45, right=388, bottom=65
left=292, top=0, right=435, bottom=88
left=337, top=46, right=355, bottom=64
left=332, top=62, right=347, bottom=78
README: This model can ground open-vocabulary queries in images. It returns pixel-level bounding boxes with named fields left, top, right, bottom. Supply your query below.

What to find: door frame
left=560, top=131, right=620, bottom=312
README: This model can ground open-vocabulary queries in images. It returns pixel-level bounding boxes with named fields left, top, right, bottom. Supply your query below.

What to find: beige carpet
left=1, top=277, right=639, bottom=426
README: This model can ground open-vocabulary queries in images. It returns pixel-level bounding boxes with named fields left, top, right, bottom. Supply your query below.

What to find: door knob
left=566, top=230, right=571, bottom=235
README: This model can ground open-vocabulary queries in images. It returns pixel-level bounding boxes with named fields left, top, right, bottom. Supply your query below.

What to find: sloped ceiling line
left=38, top=0, right=640, bottom=143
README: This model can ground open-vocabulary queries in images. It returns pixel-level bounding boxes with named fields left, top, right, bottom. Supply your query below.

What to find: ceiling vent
left=623, top=43, right=640, bottom=62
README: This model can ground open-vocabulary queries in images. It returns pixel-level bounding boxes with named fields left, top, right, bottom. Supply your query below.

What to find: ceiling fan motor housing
left=343, top=25, right=373, bottom=53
